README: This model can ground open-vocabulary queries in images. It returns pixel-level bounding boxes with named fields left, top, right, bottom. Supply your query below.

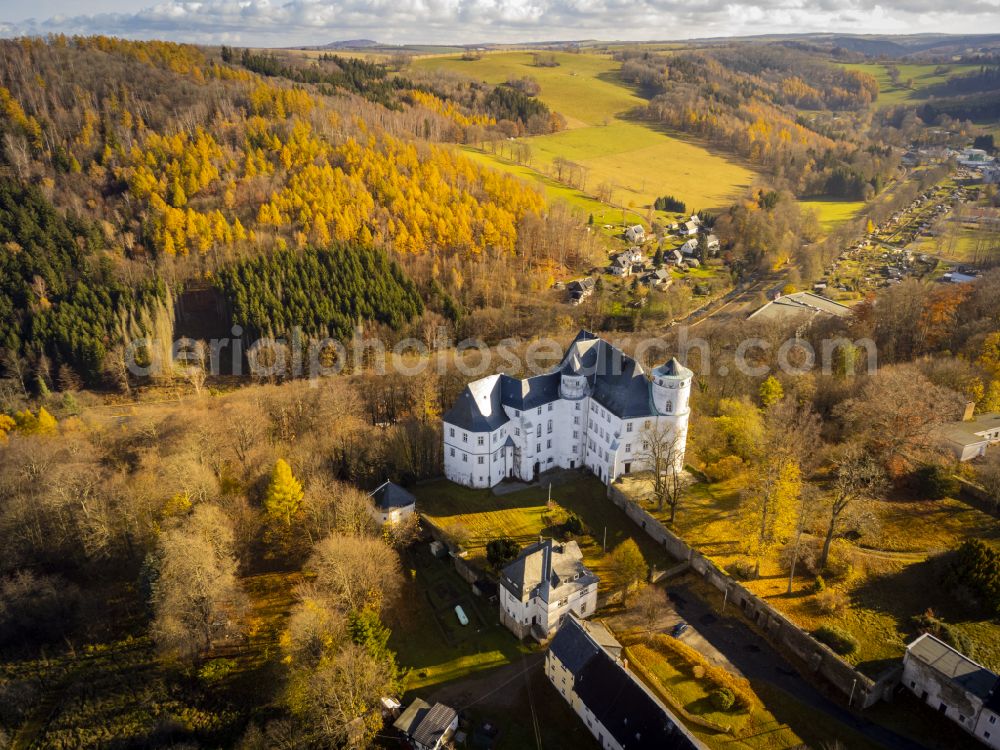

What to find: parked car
left=455, top=605, right=469, bottom=626
left=671, top=621, right=689, bottom=638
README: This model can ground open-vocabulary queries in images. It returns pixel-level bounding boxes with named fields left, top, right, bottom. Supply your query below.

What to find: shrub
left=486, top=537, right=520, bottom=570
left=814, top=624, right=858, bottom=655
left=709, top=687, right=736, bottom=712
left=811, top=575, right=826, bottom=594
left=949, top=539, right=1000, bottom=615
left=910, top=464, right=958, bottom=500
left=726, top=559, right=755, bottom=581
left=198, top=658, right=238, bottom=684
left=563, top=513, right=585, bottom=536
left=705, top=455, right=743, bottom=482
left=812, top=588, right=848, bottom=615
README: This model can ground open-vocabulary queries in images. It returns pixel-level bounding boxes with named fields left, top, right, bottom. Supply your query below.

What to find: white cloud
left=2, top=0, right=999, bottom=45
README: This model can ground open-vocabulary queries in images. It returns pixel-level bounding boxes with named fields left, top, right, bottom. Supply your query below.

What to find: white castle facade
left=442, top=331, right=692, bottom=488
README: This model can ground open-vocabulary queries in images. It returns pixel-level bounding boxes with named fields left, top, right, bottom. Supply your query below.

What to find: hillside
left=0, top=37, right=598, bottom=385
left=415, top=50, right=758, bottom=214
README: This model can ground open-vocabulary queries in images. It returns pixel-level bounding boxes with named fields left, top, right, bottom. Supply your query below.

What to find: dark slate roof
left=369, top=480, right=416, bottom=511
left=557, top=331, right=658, bottom=419
left=412, top=703, right=457, bottom=747
left=441, top=375, right=509, bottom=433
left=908, top=634, right=999, bottom=699
left=444, top=330, right=680, bottom=430
left=657, top=357, right=694, bottom=379
left=500, top=539, right=596, bottom=604
left=500, top=372, right=561, bottom=412
left=549, top=616, right=605, bottom=675
left=576, top=650, right=703, bottom=749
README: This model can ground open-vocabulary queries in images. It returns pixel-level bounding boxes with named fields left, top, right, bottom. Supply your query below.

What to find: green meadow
left=838, top=62, right=982, bottom=107
left=417, top=51, right=758, bottom=215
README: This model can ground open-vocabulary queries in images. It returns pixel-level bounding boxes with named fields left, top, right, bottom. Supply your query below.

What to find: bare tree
left=638, top=421, right=685, bottom=522
left=307, top=534, right=402, bottom=614
left=819, top=443, right=886, bottom=569
left=151, top=504, right=245, bottom=662
left=176, top=338, right=209, bottom=396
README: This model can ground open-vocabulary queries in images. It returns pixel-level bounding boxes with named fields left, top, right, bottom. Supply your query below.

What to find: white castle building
left=442, top=331, right=692, bottom=488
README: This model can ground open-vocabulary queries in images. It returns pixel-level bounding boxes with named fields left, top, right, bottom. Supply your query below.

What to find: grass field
left=798, top=198, right=865, bottom=231
left=619, top=473, right=1000, bottom=678
left=417, top=51, right=758, bottom=213
left=388, top=545, right=528, bottom=694
left=413, top=473, right=678, bottom=592
left=458, top=146, right=647, bottom=228
left=913, top=223, right=1000, bottom=263
left=625, top=638, right=883, bottom=749
left=838, top=62, right=981, bottom=107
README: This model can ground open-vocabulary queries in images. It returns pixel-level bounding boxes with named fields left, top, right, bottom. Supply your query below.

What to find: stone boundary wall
left=607, top=484, right=898, bottom=709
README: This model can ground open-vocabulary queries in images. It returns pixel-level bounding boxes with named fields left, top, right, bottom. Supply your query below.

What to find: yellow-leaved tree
left=739, top=455, right=801, bottom=578
left=265, top=458, right=304, bottom=527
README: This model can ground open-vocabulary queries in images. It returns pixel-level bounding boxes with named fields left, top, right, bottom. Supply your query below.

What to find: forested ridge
left=618, top=46, right=895, bottom=199
left=0, top=36, right=591, bottom=386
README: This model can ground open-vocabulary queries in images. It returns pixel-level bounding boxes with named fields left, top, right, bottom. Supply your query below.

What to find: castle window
left=625, top=443, right=631, bottom=453
left=666, top=400, right=673, bottom=412
left=478, top=435, right=485, bottom=446
left=547, top=419, right=553, bottom=433
left=548, top=403, right=554, bottom=412
left=462, top=432, right=468, bottom=443
left=515, top=427, right=520, bottom=436
left=449, top=427, right=455, bottom=437
left=537, top=407, right=542, bottom=415
left=536, top=424, right=542, bottom=438
left=575, top=403, right=580, bottom=410
left=478, top=456, right=484, bottom=465
left=574, top=416, right=580, bottom=425
left=449, top=448, right=455, bottom=457
left=547, top=439, right=552, bottom=449
left=462, top=453, right=468, bottom=462
left=626, top=422, right=633, bottom=432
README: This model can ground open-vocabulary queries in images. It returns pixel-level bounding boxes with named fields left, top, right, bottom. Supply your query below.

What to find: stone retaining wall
left=607, top=484, right=899, bottom=709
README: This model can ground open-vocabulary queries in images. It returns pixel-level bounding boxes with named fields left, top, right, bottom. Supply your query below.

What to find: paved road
left=665, top=582, right=930, bottom=750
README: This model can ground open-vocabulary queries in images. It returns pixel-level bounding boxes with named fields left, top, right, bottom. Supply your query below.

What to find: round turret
left=560, top=372, right=588, bottom=400
left=651, top=358, right=693, bottom=416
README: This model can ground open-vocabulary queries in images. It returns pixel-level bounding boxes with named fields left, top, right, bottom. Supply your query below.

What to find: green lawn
left=414, top=50, right=642, bottom=128
left=457, top=146, right=647, bottom=228
left=417, top=51, right=758, bottom=212
left=413, top=474, right=678, bottom=592
left=838, top=62, right=982, bottom=107
left=798, top=198, right=865, bottom=231
left=626, top=638, right=882, bottom=749
left=388, top=545, right=528, bottom=694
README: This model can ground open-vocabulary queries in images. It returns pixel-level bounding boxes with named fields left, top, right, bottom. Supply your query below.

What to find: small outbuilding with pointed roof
left=368, top=480, right=416, bottom=525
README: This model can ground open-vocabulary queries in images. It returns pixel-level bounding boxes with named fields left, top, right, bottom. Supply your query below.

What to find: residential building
left=368, top=480, right=416, bottom=525
left=680, top=238, right=698, bottom=255
left=546, top=613, right=706, bottom=750
left=567, top=277, right=596, bottom=305
left=625, top=224, right=645, bottom=243
left=499, top=538, right=598, bottom=639
left=681, top=220, right=699, bottom=236
left=938, top=404, right=1000, bottom=461
left=706, top=234, right=720, bottom=254
left=393, top=699, right=459, bottom=750
left=441, top=330, right=692, bottom=488
left=902, top=633, right=1000, bottom=748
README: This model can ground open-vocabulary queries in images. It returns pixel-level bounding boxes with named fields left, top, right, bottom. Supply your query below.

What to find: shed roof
left=907, top=633, right=999, bottom=699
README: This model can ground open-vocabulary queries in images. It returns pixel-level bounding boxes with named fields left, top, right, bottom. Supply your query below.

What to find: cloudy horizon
left=1, top=0, right=1000, bottom=47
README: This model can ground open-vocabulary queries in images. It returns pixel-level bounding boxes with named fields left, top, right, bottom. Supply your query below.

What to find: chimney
left=964, top=401, right=976, bottom=422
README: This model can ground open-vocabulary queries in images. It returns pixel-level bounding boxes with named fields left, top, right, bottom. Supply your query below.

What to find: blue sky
left=1, top=0, right=999, bottom=46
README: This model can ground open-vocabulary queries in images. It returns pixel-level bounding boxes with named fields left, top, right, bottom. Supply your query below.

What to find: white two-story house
left=442, top=330, right=692, bottom=489
left=498, top=538, right=598, bottom=640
